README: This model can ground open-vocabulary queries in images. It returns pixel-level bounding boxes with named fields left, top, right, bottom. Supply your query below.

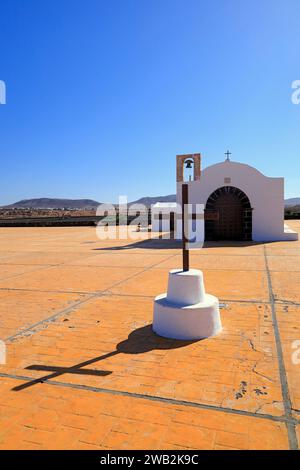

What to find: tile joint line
left=5, top=251, right=179, bottom=343
left=0, top=371, right=299, bottom=426
left=263, top=245, right=298, bottom=450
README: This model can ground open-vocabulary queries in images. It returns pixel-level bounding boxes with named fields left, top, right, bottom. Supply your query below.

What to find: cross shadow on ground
left=93, top=236, right=266, bottom=251
left=12, top=325, right=198, bottom=392
left=93, top=236, right=182, bottom=251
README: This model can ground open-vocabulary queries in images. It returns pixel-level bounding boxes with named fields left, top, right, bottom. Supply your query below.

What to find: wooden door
left=214, top=193, right=243, bottom=240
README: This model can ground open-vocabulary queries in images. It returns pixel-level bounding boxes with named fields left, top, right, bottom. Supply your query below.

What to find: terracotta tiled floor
left=0, top=222, right=299, bottom=450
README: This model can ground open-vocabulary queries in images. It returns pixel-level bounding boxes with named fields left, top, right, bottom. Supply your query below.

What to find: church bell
left=185, top=159, right=193, bottom=169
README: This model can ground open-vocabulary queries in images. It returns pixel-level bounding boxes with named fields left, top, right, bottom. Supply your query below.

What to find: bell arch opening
left=183, top=158, right=194, bottom=182
left=205, top=186, right=253, bottom=241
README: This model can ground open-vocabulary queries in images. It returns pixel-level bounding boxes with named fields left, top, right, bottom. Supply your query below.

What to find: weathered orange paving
left=0, top=377, right=288, bottom=450
left=0, top=290, right=88, bottom=339
left=0, top=222, right=299, bottom=450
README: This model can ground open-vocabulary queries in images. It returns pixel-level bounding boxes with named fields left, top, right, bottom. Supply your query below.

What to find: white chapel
left=152, top=153, right=298, bottom=242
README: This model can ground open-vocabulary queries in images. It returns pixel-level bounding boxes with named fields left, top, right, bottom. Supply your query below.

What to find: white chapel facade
left=152, top=153, right=298, bottom=242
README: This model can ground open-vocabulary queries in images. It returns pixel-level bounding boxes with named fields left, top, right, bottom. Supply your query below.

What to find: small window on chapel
left=224, top=177, right=231, bottom=184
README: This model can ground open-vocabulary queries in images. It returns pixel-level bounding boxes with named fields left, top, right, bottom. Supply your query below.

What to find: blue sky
left=0, top=0, right=299, bottom=205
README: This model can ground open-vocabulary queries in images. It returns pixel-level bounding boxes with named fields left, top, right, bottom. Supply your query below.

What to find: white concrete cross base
left=153, top=269, right=222, bottom=340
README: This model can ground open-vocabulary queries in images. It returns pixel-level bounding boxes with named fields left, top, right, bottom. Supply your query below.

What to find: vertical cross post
left=182, top=183, right=189, bottom=271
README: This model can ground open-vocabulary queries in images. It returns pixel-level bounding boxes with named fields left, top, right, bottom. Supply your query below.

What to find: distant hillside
left=2, top=195, right=177, bottom=209
left=285, top=198, right=300, bottom=207
left=3, top=198, right=100, bottom=210
left=3, top=195, right=298, bottom=209
left=131, top=194, right=176, bottom=206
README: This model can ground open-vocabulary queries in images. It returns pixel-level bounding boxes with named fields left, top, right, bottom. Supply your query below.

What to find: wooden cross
left=182, top=183, right=189, bottom=271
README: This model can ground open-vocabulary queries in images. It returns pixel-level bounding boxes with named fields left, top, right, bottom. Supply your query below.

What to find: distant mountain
left=2, top=195, right=177, bottom=209
left=3, top=198, right=100, bottom=210
left=285, top=198, right=300, bottom=207
left=3, top=195, right=298, bottom=210
left=130, top=194, right=176, bottom=206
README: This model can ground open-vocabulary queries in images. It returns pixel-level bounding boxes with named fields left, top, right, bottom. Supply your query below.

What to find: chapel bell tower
left=176, top=153, right=201, bottom=182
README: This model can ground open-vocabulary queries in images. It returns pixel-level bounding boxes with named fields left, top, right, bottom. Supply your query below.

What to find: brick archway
left=205, top=186, right=253, bottom=241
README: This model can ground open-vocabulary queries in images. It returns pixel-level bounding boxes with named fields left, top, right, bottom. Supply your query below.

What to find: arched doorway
left=205, top=186, right=253, bottom=241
